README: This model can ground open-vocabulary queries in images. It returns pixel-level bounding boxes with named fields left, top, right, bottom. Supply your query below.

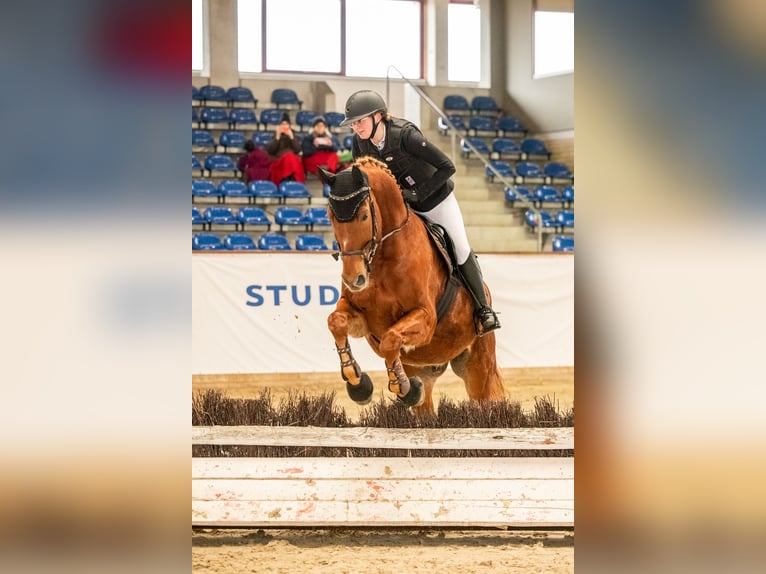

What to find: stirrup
left=474, top=307, right=500, bottom=337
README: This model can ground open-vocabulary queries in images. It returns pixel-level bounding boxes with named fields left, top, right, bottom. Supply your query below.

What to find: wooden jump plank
left=193, top=478, right=572, bottom=503
left=192, top=425, right=574, bottom=450
left=192, top=499, right=574, bottom=528
left=193, top=456, right=574, bottom=480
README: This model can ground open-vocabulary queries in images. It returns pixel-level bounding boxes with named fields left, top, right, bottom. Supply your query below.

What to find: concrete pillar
left=207, top=0, right=239, bottom=86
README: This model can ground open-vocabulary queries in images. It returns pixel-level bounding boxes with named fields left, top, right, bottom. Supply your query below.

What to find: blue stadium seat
left=332, top=239, right=339, bottom=251
left=219, top=180, right=252, bottom=202
left=497, top=116, right=527, bottom=137
left=562, top=186, right=574, bottom=207
left=515, top=161, right=545, bottom=183
left=219, top=131, right=246, bottom=151
left=296, top=110, right=319, bottom=131
left=324, top=111, right=345, bottom=129
left=443, top=95, right=470, bottom=114
left=280, top=181, right=312, bottom=203
left=192, top=107, right=200, bottom=127
left=249, top=180, right=284, bottom=203
left=270, top=88, right=303, bottom=109
left=192, top=206, right=206, bottom=229
left=259, top=108, right=284, bottom=130
left=460, top=137, right=490, bottom=158
left=199, top=85, right=228, bottom=105
left=304, top=206, right=331, bottom=229
left=438, top=114, right=467, bottom=136
left=192, top=129, right=216, bottom=150
left=491, top=138, right=522, bottom=160
left=226, top=86, right=257, bottom=108
left=258, top=233, right=292, bottom=251
left=192, top=85, right=201, bottom=104
left=193, top=233, right=224, bottom=251
left=514, top=186, right=533, bottom=201
left=192, top=155, right=203, bottom=175
left=323, top=184, right=331, bottom=198
left=556, top=210, right=574, bottom=231
left=204, top=206, right=238, bottom=228
left=223, top=233, right=257, bottom=250
left=471, top=96, right=500, bottom=115
left=534, top=185, right=564, bottom=206
left=468, top=116, right=497, bottom=136
left=524, top=209, right=555, bottom=231
left=192, top=179, right=222, bottom=201
left=552, top=235, right=575, bottom=252
left=274, top=206, right=310, bottom=231
left=544, top=162, right=574, bottom=183
left=229, top=108, right=258, bottom=129
left=486, top=160, right=515, bottom=183
left=204, top=154, right=238, bottom=175
left=342, top=134, right=354, bottom=150
left=200, top=107, right=230, bottom=128
left=504, top=186, right=533, bottom=208
left=237, top=206, right=272, bottom=230
left=253, top=131, right=273, bottom=148
left=295, top=234, right=329, bottom=251
left=521, top=138, right=551, bottom=160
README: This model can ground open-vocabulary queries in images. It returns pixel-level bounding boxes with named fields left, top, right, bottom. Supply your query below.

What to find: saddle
left=420, top=218, right=462, bottom=323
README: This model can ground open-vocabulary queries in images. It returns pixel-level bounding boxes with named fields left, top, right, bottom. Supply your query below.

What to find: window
left=534, top=10, right=574, bottom=77
left=238, top=0, right=263, bottom=73
left=345, top=0, right=422, bottom=78
left=192, top=0, right=204, bottom=71
left=234, top=0, right=423, bottom=78
left=448, top=1, right=480, bottom=82
left=265, top=0, right=341, bottom=73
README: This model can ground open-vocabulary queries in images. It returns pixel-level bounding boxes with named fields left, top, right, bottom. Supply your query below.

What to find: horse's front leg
left=327, top=297, right=374, bottom=405
left=379, top=307, right=436, bottom=407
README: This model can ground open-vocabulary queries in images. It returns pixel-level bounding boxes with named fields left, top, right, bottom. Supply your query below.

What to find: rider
left=340, top=90, right=500, bottom=336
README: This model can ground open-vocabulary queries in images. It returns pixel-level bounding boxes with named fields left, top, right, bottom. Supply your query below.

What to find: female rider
left=340, top=90, right=500, bottom=336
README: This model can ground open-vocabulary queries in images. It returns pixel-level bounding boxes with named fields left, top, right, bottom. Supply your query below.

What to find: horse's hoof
left=397, top=377, right=424, bottom=408
left=347, top=373, right=374, bottom=405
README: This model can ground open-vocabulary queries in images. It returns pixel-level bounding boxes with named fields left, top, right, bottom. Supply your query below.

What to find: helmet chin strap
left=365, top=114, right=381, bottom=141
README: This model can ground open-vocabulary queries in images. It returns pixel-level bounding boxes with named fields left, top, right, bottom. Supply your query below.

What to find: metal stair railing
left=385, top=65, right=547, bottom=252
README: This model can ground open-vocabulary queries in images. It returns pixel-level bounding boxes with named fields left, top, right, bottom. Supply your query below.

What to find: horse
left=317, top=157, right=505, bottom=413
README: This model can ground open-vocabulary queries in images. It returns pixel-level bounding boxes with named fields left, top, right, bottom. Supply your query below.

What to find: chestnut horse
left=317, top=158, right=504, bottom=413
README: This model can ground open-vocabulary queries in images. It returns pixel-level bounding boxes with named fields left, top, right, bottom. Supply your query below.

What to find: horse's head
left=318, top=165, right=377, bottom=292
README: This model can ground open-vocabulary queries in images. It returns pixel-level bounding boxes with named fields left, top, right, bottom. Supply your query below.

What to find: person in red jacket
left=301, top=116, right=339, bottom=175
left=237, top=139, right=272, bottom=182
left=266, top=112, right=305, bottom=184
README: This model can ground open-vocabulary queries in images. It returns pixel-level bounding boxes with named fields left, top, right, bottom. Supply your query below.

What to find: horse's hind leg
left=402, top=363, right=448, bottom=415
left=327, top=299, right=374, bottom=405
left=450, top=334, right=505, bottom=401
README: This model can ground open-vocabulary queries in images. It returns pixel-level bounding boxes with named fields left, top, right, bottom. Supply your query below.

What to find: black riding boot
left=458, top=251, right=501, bottom=336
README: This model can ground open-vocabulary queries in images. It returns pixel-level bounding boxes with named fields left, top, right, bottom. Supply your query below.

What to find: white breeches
left=413, top=192, right=472, bottom=264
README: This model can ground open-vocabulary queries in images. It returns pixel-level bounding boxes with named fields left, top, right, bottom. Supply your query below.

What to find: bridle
left=330, top=185, right=410, bottom=273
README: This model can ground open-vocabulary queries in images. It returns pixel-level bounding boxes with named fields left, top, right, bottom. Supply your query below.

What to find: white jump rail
left=192, top=425, right=574, bottom=528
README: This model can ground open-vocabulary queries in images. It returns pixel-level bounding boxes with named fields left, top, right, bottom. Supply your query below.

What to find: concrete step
left=458, top=199, right=507, bottom=214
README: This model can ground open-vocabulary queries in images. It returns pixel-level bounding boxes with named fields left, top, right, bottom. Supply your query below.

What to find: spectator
left=266, top=112, right=305, bottom=184
left=301, top=116, right=339, bottom=175
left=237, top=139, right=272, bottom=182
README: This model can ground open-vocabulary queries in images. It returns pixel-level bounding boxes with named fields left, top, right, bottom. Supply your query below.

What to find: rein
left=331, top=189, right=411, bottom=273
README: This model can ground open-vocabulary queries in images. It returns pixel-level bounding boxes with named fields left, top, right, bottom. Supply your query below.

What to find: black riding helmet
left=340, top=90, right=387, bottom=129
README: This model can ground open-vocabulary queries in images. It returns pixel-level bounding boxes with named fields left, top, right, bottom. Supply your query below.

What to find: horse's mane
left=353, top=156, right=397, bottom=187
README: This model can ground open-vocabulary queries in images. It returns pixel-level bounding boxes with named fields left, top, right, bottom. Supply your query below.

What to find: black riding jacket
left=351, top=118, right=456, bottom=212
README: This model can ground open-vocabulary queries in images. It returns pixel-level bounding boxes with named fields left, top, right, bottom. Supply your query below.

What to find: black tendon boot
left=458, top=251, right=501, bottom=336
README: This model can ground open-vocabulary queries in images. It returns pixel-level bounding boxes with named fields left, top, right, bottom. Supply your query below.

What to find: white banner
left=192, top=253, right=573, bottom=374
